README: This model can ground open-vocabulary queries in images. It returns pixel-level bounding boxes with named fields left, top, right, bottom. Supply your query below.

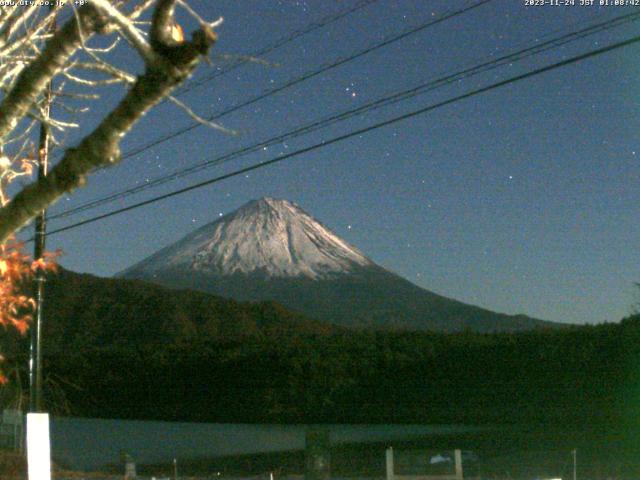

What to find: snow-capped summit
left=121, top=197, right=373, bottom=280
left=120, top=197, right=553, bottom=332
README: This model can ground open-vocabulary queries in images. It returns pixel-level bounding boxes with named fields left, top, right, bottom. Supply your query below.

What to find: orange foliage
left=0, top=239, right=59, bottom=384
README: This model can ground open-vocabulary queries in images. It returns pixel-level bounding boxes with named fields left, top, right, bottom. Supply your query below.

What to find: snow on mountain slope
left=120, top=197, right=373, bottom=280
left=119, top=197, right=555, bottom=332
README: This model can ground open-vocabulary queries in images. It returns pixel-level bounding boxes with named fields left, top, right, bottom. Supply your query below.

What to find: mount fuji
left=119, top=197, right=554, bottom=332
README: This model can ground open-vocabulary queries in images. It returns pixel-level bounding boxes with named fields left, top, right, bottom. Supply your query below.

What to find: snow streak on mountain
left=121, top=198, right=373, bottom=280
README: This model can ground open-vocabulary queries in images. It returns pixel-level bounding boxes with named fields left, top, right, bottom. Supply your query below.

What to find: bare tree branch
left=91, top=0, right=158, bottom=65
left=0, top=2, right=218, bottom=243
left=0, top=4, right=107, bottom=141
left=168, top=95, right=236, bottom=135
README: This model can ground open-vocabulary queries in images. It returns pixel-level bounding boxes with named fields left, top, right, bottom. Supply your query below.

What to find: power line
left=105, top=0, right=494, bottom=163
left=48, top=9, right=640, bottom=221
left=173, top=0, right=381, bottom=98
left=39, top=32, right=640, bottom=239
left=49, top=0, right=381, bottom=164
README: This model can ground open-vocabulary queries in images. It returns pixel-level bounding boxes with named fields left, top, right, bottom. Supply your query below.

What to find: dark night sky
left=26, top=0, right=640, bottom=325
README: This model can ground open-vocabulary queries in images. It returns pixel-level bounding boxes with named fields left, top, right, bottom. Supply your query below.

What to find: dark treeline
left=1, top=269, right=639, bottom=432
left=47, top=320, right=639, bottom=428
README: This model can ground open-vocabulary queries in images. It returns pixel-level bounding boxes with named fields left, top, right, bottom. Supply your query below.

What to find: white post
left=26, top=413, right=51, bottom=480
left=124, top=453, right=137, bottom=479
left=454, top=449, right=463, bottom=480
left=386, top=447, right=394, bottom=480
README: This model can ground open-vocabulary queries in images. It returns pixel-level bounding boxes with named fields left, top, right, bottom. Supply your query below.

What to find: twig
left=168, top=95, right=237, bottom=135
left=91, top=0, right=158, bottom=65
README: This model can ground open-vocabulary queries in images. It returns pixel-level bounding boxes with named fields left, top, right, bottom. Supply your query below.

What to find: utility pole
left=26, top=9, right=56, bottom=480
left=572, top=449, right=577, bottom=480
left=29, top=5, right=55, bottom=415
left=29, top=111, right=49, bottom=413
left=173, top=458, right=178, bottom=480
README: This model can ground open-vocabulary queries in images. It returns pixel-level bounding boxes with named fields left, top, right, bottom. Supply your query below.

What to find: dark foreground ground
left=1, top=424, right=634, bottom=480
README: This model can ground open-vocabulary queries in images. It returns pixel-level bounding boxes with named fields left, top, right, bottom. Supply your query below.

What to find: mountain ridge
left=119, top=197, right=556, bottom=332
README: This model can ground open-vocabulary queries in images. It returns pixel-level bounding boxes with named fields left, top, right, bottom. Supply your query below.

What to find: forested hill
left=42, top=268, right=337, bottom=348
left=1, top=269, right=637, bottom=430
